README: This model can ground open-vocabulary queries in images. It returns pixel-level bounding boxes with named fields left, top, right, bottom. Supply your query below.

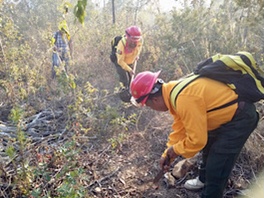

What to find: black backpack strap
left=120, top=36, right=125, bottom=47
left=170, top=74, right=238, bottom=112
left=170, top=74, right=199, bottom=109
left=207, top=99, right=238, bottom=112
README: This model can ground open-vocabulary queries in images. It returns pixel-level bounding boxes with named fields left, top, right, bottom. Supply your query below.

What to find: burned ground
left=0, top=96, right=263, bottom=198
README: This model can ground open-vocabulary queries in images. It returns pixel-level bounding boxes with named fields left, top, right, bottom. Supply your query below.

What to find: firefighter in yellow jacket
left=112, top=26, right=143, bottom=102
left=130, top=70, right=259, bottom=198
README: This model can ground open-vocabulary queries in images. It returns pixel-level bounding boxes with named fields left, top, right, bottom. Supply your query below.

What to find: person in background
left=51, top=20, right=72, bottom=78
left=129, top=70, right=259, bottom=198
left=113, top=26, right=143, bottom=102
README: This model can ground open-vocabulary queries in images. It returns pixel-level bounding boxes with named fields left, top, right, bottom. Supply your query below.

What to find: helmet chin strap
left=130, top=97, right=143, bottom=107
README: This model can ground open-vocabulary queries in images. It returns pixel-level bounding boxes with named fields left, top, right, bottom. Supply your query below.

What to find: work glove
left=129, top=69, right=135, bottom=76
left=159, top=156, right=170, bottom=172
left=53, top=46, right=57, bottom=51
left=160, top=146, right=178, bottom=171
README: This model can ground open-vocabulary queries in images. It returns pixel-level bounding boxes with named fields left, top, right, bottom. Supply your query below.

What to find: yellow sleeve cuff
left=162, top=148, right=168, bottom=158
left=51, top=37, right=55, bottom=45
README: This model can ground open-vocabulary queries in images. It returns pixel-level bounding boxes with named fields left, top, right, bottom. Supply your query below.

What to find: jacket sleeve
left=116, top=41, right=132, bottom=72
left=51, top=31, right=59, bottom=47
left=163, top=95, right=208, bottom=159
left=51, top=33, right=56, bottom=46
left=136, top=41, right=143, bottom=59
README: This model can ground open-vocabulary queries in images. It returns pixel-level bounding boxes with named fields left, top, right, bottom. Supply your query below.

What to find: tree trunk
left=112, top=0, right=116, bottom=24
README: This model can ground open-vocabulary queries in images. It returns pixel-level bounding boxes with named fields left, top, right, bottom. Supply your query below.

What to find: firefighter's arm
left=50, top=35, right=57, bottom=51
left=116, top=48, right=132, bottom=72
left=168, top=95, right=207, bottom=159
left=136, top=42, right=143, bottom=59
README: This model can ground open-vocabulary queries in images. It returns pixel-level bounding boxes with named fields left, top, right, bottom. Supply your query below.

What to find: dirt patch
left=1, top=99, right=263, bottom=198
left=85, top=105, right=264, bottom=198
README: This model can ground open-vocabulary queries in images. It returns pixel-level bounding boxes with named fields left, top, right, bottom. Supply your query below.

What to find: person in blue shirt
left=51, top=20, right=72, bottom=78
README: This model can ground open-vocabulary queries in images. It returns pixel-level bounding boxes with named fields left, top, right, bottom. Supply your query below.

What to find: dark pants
left=114, top=62, right=132, bottom=88
left=198, top=102, right=259, bottom=198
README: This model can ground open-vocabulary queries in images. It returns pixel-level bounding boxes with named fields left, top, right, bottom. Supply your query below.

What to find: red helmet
left=130, top=71, right=161, bottom=105
left=125, top=26, right=142, bottom=41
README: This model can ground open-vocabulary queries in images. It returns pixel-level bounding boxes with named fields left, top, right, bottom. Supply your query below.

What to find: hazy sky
left=160, top=0, right=180, bottom=11
left=91, top=0, right=180, bottom=11
left=160, top=0, right=212, bottom=11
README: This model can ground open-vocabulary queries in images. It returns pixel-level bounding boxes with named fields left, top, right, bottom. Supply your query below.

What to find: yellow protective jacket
left=116, top=37, right=143, bottom=72
left=162, top=77, right=238, bottom=158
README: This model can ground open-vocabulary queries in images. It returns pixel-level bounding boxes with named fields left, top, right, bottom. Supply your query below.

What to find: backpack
left=170, top=51, right=264, bottom=110
left=110, top=35, right=125, bottom=63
